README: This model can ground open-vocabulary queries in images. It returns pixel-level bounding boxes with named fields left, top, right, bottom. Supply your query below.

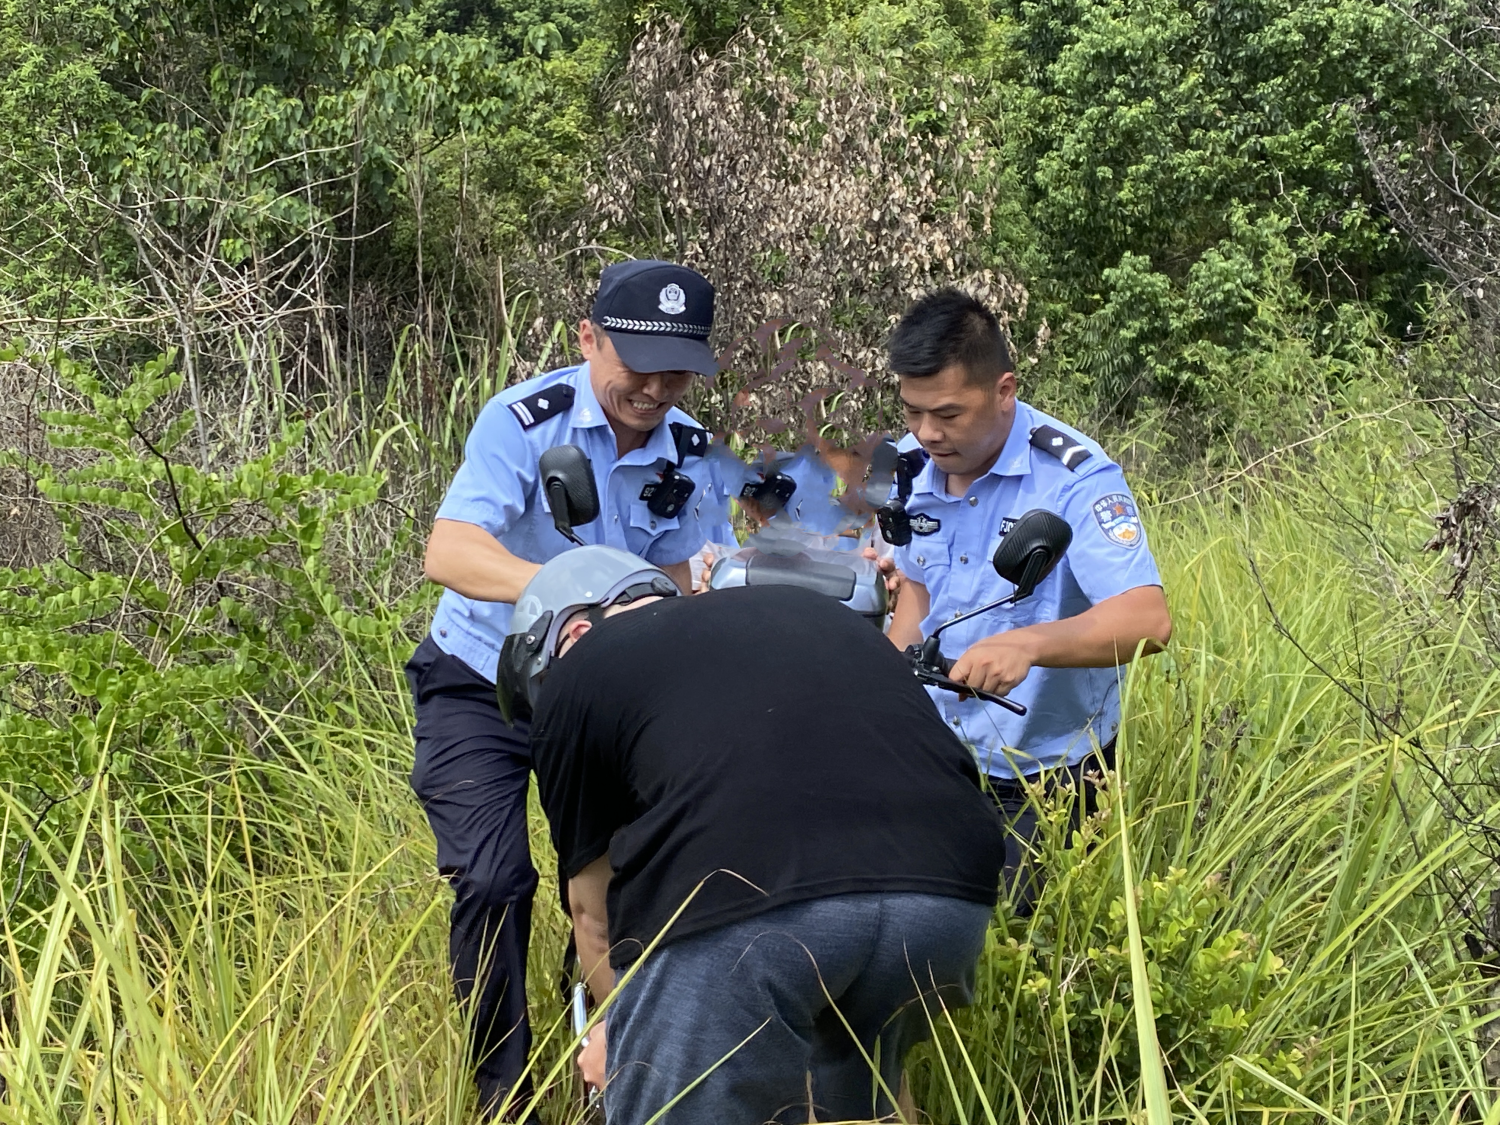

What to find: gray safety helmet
left=497, top=545, right=681, bottom=725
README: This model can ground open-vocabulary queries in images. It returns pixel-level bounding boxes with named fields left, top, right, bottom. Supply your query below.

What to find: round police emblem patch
left=1091, top=493, right=1144, bottom=549
left=658, top=283, right=687, bottom=315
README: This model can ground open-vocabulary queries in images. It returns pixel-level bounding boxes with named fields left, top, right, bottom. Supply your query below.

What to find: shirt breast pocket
left=628, top=498, right=681, bottom=541
left=907, top=539, right=952, bottom=598
left=990, top=565, right=1063, bottom=629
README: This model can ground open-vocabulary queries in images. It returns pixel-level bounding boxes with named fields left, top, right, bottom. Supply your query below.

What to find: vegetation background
left=5, top=0, right=1500, bottom=1120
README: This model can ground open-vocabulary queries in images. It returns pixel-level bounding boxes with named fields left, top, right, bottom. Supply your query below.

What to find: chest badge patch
left=1092, top=493, right=1143, bottom=549
left=909, top=512, right=942, bottom=536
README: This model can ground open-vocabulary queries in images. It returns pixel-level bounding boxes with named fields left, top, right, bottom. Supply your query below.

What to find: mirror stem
left=925, top=547, right=1053, bottom=649
left=927, top=591, right=1019, bottom=647
left=1013, top=551, right=1050, bottom=601
left=546, top=480, right=587, bottom=546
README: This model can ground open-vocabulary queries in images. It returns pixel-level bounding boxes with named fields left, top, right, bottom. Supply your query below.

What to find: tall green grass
left=911, top=415, right=1498, bottom=1123
left=3, top=402, right=1497, bottom=1123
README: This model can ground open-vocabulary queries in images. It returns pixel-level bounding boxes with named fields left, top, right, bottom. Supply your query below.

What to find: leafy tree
left=1000, top=0, right=1448, bottom=407
left=0, top=348, right=405, bottom=901
left=0, top=0, right=543, bottom=327
left=425, top=0, right=597, bottom=56
left=0, top=0, right=136, bottom=315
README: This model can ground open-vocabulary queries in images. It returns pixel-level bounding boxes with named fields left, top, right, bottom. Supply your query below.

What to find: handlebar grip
left=971, top=686, right=1027, bottom=716
left=910, top=665, right=1029, bottom=716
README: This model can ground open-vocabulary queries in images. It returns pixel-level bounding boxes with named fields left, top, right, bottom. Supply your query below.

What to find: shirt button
left=916, top=555, right=926, bottom=565
left=968, top=496, right=978, bottom=506
left=950, top=716, right=961, bottom=726
left=959, top=554, right=969, bottom=564
left=613, top=515, right=620, bottom=523
left=650, top=519, right=657, bottom=530
left=438, top=628, right=447, bottom=638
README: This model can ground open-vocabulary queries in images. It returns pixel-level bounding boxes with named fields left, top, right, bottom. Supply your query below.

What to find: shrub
left=0, top=348, right=411, bottom=902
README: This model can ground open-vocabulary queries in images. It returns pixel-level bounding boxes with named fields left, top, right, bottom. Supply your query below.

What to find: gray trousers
left=602, top=892, right=992, bottom=1125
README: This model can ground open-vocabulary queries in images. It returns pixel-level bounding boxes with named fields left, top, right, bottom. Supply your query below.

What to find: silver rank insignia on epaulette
left=669, top=422, right=710, bottom=462
left=508, top=384, right=576, bottom=429
left=1029, top=424, right=1092, bottom=471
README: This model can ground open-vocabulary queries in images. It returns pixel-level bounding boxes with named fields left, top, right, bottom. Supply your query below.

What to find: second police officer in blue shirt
left=882, top=288, right=1174, bottom=913
left=405, top=260, right=733, bottom=1121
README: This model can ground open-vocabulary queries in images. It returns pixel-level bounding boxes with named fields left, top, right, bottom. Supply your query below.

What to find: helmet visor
left=496, top=610, right=552, bottom=726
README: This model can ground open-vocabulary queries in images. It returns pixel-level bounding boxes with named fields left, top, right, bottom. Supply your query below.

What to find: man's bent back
left=531, top=584, right=1007, bottom=1124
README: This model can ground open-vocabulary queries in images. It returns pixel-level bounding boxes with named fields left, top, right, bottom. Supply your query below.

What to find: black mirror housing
left=991, top=509, right=1072, bottom=599
left=538, top=445, right=600, bottom=545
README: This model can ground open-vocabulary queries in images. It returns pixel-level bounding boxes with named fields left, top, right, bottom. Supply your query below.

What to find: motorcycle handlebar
left=905, top=646, right=1028, bottom=716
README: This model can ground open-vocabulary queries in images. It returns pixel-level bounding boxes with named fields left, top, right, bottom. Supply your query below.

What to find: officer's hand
left=951, top=634, right=1035, bottom=697
left=862, top=548, right=903, bottom=599
left=577, top=1020, right=608, bottom=1089
left=693, top=546, right=716, bottom=593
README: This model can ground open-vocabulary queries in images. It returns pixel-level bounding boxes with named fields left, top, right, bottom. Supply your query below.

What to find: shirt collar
left=637, top=408, right=683, bottom=465
left=993, top=400, right=1035, bottom=477
left=911, top=401, right=1034, bottom=497
left=569, top=363, right=611, bottom=430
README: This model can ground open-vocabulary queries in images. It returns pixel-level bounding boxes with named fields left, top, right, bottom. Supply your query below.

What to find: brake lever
left=905, top=646, right=1028, bottom=716
left=915, top=668, right=1027, bottom=715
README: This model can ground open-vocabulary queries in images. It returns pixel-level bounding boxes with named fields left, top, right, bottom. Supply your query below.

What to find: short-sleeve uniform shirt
left=429, top=363, right=734, bottom=681
left=894, top=400, right=1163, bottom=779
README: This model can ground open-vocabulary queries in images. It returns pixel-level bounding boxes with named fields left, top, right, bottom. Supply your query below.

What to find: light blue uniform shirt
left=429, top=363, right=734, bottom=681
left=894, top=400, right=1163, bottom=779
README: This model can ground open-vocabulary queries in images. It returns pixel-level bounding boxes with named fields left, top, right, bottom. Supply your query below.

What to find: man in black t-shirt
left=517, top=549, right=1006, bottom=1125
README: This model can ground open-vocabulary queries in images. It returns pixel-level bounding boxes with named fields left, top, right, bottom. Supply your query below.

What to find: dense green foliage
left=0, top=351, right=407, bottom=798
left=0, top=0, right=1466, bottom=420
left=0, top=0, right=542, bottom=320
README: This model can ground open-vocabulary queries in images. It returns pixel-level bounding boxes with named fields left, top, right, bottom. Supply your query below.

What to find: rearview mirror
left=538, top=445, right=600, bottom=546
left=991, top=508, right=1072, bottom=600
left=861, top=438, right=900, bottom=508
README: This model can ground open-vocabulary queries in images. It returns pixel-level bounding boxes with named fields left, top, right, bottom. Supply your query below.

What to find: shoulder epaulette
left=669, top=421, right=710, bottom=463
left=1030, top=424, right=1092, bottom=471
left=507, top=384, right=575, bottom=429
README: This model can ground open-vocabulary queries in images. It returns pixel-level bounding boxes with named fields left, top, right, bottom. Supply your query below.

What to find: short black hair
left=886, top=288, right=1012, bottom=382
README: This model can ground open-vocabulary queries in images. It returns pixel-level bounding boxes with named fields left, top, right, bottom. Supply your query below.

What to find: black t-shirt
left=530, top=584, right=1007, bottom=968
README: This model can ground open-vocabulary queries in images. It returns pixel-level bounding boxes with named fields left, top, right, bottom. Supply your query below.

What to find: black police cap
left=590, top=260, right=716, bottom=376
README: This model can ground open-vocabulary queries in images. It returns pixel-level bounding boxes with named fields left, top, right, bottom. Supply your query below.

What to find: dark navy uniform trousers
left=406, top=636, right=540, bottom=1121
left=990, top=739, right=1116, bottom=916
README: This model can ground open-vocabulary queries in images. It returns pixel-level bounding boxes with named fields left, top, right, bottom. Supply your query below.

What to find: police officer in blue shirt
left=881, top=288, right=1173, bottom=912
left=405, top=260, right=732, bottom=1121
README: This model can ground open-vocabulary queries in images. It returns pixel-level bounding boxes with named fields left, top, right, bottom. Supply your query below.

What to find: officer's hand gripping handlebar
left=904, top=508, right=1074, bottom=716
left=906, top=635, right=1028, bottom=714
